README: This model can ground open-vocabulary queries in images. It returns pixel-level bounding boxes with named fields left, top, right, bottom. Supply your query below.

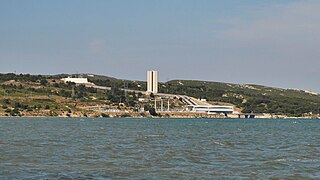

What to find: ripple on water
left=0, top=118, right=320, bottom=179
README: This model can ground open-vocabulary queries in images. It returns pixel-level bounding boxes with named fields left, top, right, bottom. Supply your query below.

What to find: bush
left=101, top=113, right=109, bottom=117
left=3, top=99, right=10, bottom=104
left=14, top=102, right=28, bottom=109
left=144, top=104, right=151, bottom=111
left=40, top=79, right=48, bottom=86
left=9, top=108, right=20, bottom=116
left=120, top=113, right=131, bottom=118
left=149, top=108, right=158, bottom=116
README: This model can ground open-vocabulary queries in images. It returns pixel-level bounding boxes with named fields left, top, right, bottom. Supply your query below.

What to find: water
left=0, top=118, right=319, bottom=179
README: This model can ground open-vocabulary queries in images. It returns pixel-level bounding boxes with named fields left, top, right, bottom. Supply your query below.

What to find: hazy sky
left=0, top=0, right=319, bottom=92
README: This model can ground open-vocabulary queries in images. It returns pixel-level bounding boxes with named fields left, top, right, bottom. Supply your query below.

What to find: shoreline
left=0, top=114, right=318, bottom=119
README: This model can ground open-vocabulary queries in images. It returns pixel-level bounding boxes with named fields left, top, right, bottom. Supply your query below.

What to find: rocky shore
left=0, top=110, right=318, bottom=119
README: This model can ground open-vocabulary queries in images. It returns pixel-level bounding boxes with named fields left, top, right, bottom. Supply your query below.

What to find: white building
left=147, top=70, right=158, bottom=94
left=189, top=105, right=234, bottom=114
left=61, top=77, right=93, bottom=85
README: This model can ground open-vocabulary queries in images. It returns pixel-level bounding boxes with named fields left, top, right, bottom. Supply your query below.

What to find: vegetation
left=0, top=73, right=319, bottom=117
left=0, top=73, right=145, bottom=117
left=82, top=73, right=320, bottom=116
left=148, top=108, right=158, bottom=116
left=160, top=80, right=320, bottom=116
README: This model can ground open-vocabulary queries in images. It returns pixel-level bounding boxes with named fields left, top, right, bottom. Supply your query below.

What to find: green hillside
left=161, top=80, right=320, bottom=116
left=74, top=74, right=320, bottom=116
left=0, top=73, right=319, bottom=117
left=0, top=73, right=141, bottom=117
left=53, top=73, right=147, bottom=91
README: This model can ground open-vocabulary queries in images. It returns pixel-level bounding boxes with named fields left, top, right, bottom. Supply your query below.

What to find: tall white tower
left=147, top=70, right=158, bottom=94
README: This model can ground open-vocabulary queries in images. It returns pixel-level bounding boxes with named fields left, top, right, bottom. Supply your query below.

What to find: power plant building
left=147, top=70, right=158, bottom=94
left=61, top=77, right=93, bottom=85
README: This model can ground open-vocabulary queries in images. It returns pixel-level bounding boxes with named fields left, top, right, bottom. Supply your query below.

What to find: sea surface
left=0, top=118, right=319, bottom=179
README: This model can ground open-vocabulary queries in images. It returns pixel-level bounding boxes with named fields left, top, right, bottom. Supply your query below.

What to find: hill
left=161, top=80, right=320, bottom=116
left=0, top=73, right=319, bottom=117
left=84, top=74, right=320, bottom=116
left=60, top=74, right=320, bottom=116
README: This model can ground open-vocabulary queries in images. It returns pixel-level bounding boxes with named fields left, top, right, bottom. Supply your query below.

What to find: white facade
left=147, top=70, right=158, bottom=94
left=190, top=105, right=234, bottom=114
left=61, top=77, right=90, bottom=84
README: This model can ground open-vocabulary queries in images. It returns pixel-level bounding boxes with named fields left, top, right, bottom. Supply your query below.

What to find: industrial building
left=61, top=77, right=93, bottom=85
left=189, top=105, right=234, bottom=114
left=147, top=70, right=158, bottom=94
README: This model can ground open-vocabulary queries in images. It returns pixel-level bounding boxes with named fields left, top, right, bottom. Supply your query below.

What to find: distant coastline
left=0, top=112, right=318, bottom=119
left=0, top=73, right=319, bottom=119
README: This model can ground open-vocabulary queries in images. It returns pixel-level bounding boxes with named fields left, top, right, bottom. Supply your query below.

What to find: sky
left=0, top=0, right=319, bottom=92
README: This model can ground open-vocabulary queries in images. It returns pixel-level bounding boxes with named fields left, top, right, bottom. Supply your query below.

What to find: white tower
left=147, top=70, right=158, bottom=94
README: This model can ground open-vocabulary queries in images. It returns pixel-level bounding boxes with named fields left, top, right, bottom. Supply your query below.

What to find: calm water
left=0, top=118, right=319, bottom=179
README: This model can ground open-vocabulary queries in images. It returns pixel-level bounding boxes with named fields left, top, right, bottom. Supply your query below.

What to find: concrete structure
left=189, top=105, right=234, bottom=114
left=61, top=77, right=93, bottom=85
left=147, top=70, right=158, bottom=94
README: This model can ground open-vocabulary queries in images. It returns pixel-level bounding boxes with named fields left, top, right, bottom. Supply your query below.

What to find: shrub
left=3, top=99, right=10, bottom=104
left=149, top=108, right=158, bottom=116
left=40, top=79, right=48, bottom=86
left=101, top=113, right=109, bottom=117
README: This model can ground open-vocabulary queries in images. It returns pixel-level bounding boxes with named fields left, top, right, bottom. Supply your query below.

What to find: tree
left=40, top=79, right=48, bottom=86
left=144, top=104, right=151, bottom=111
left=149, top=108, right=158, bottom=116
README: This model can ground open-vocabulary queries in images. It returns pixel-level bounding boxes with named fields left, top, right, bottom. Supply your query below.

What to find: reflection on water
left=0, top=118, right=319, bottom=179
